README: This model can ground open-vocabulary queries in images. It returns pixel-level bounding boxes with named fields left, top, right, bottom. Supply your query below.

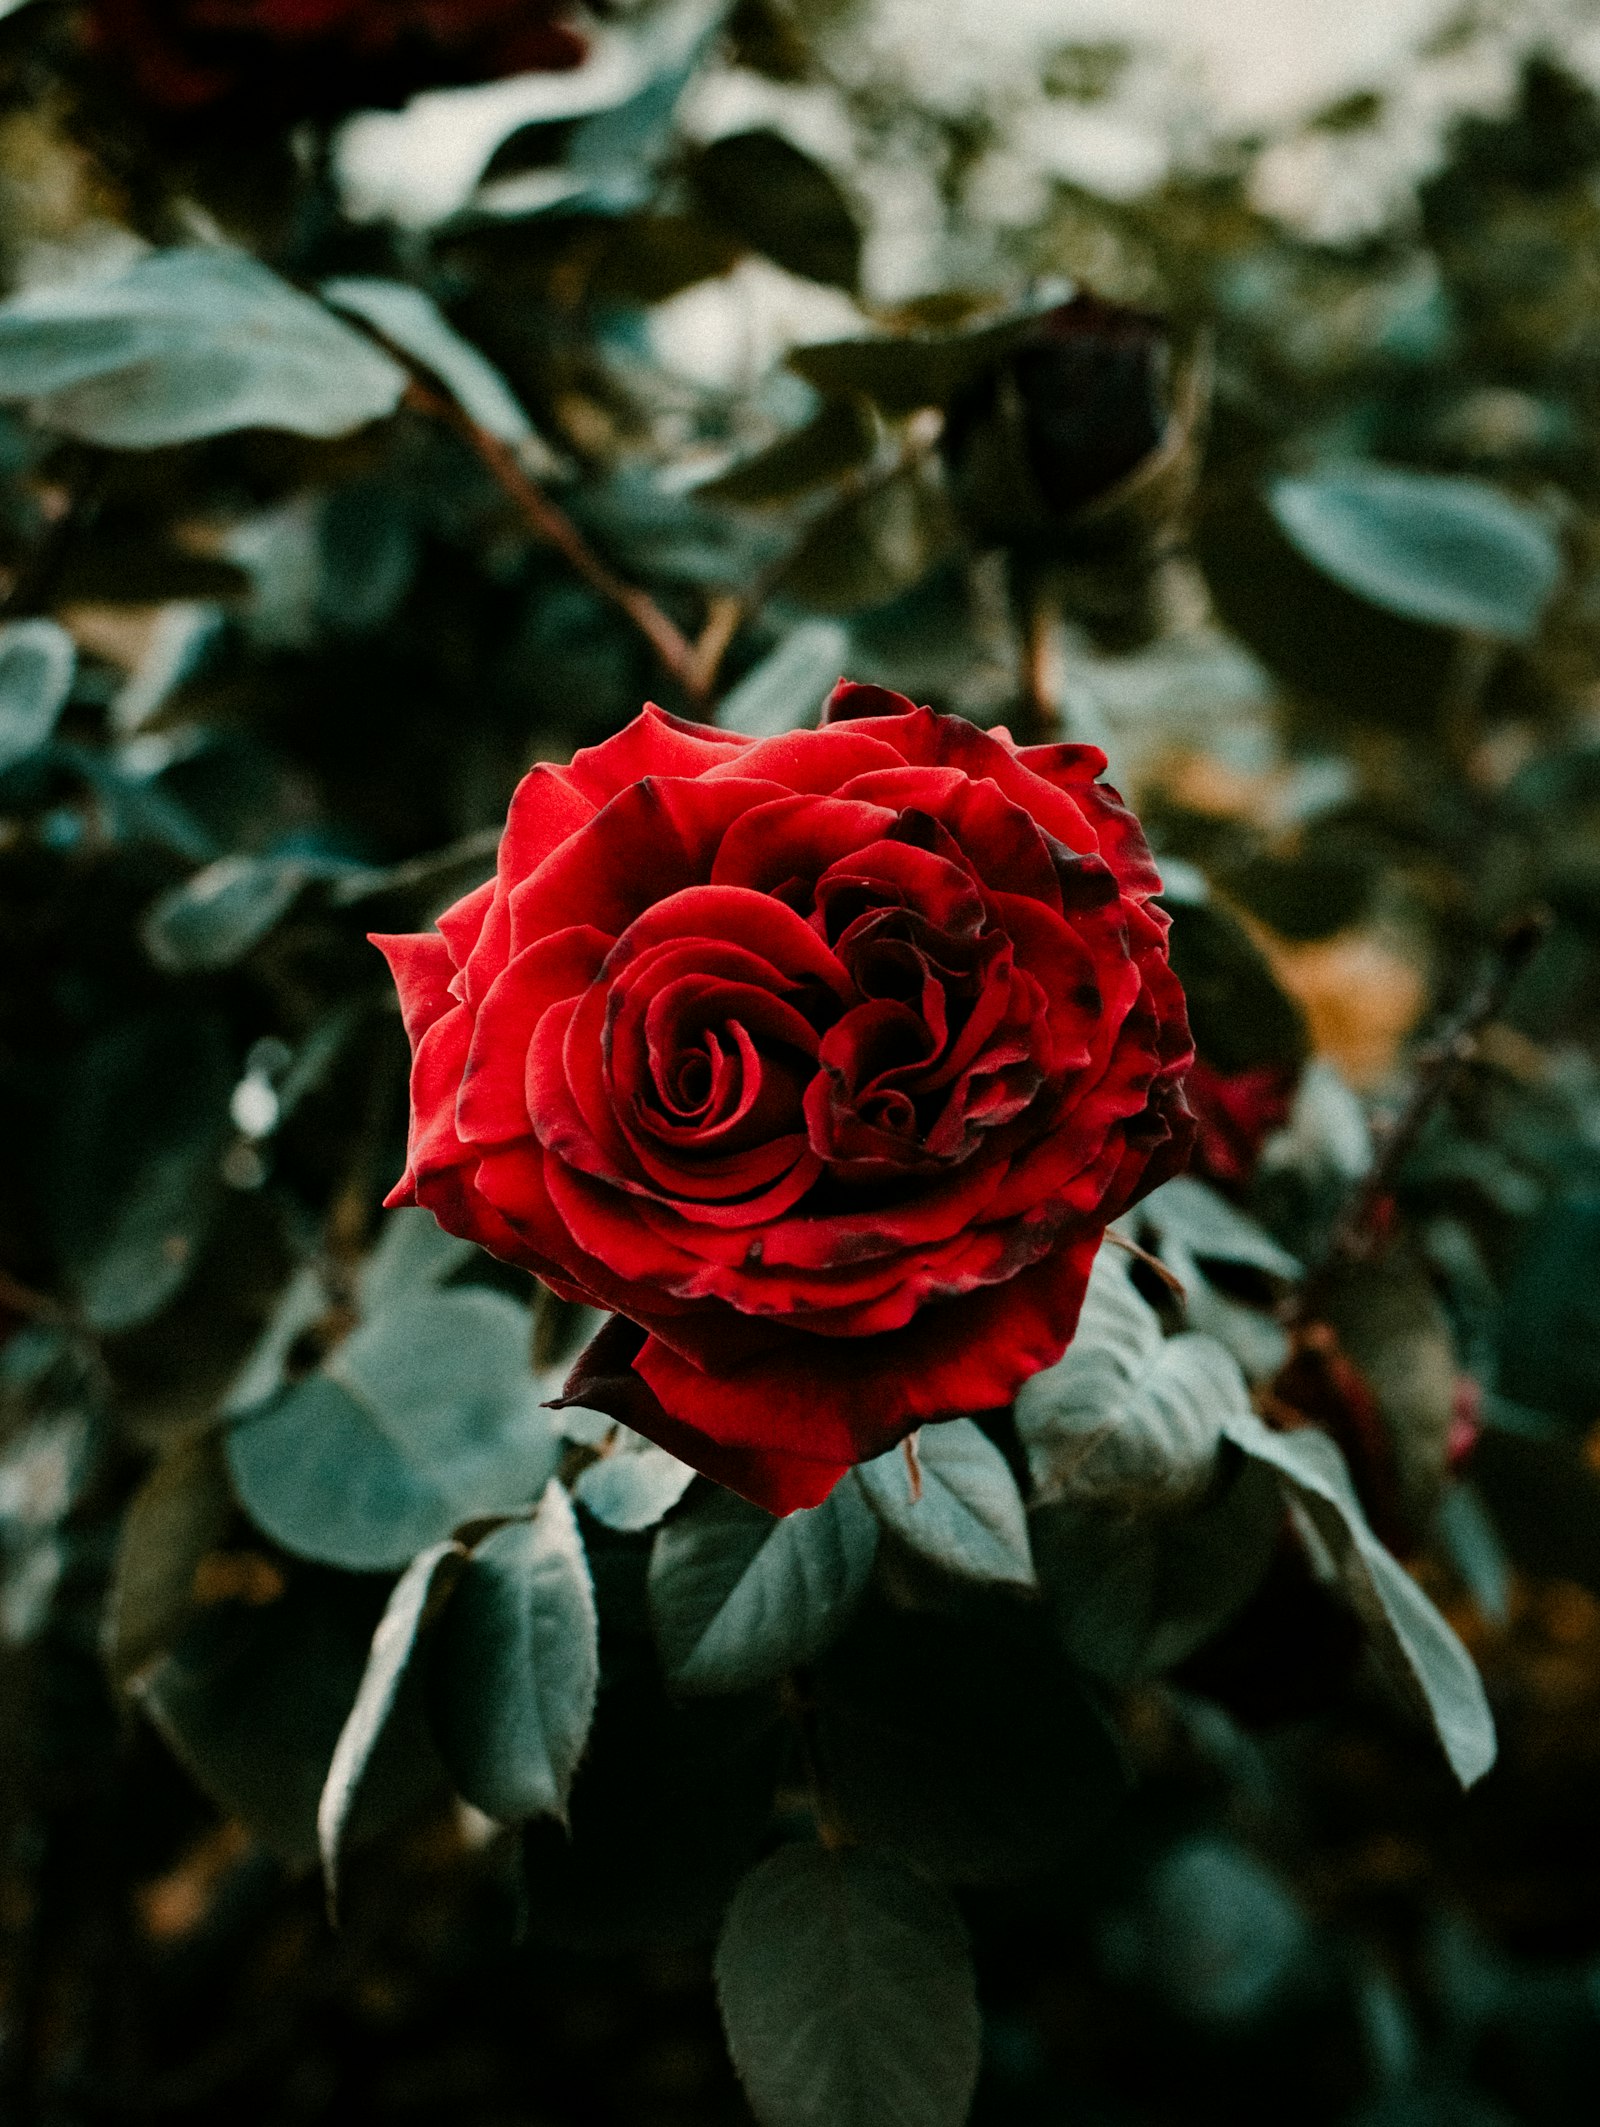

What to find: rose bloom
left=377, top=684, right=1193, bottom=1515
left=83, top=0, right=586, bottom=119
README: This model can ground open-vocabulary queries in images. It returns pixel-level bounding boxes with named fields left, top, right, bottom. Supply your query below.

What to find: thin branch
left=404, top=380, right=713, bottom=708
left=689, top=407, right=947, bottom=701
left=329, top=824, right=502, bottom=907
left=1016, top=573, right=1064, bottom=743
left=1319, top=908, right=1550, bottom=1271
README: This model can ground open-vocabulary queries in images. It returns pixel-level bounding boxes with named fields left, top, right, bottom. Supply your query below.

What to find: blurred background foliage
left=5, top=0, right=1600, bottom=2121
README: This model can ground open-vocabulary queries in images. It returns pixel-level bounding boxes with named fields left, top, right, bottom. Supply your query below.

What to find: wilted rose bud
left=941, top=292, right=1181, bottom=555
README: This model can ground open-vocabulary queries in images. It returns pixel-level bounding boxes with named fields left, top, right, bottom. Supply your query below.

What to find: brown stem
left=1319, top=908, right=1550, bottom=1272
left=404, top=381, right=713, bottom=709
left=689, top=408, right=949, bottom=704
left=1015, top=567, right=1064, bottom=743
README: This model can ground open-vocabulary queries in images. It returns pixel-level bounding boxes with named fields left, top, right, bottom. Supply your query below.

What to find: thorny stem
left=405, top=380, right=723, bottom=709
left=407, top=376, right=947, bottom=717
left=1319, top=908, right=1551, bottom=1272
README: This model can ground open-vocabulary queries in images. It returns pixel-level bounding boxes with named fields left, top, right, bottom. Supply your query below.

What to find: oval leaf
left=0, top=248, right=407, bottom=447
left=853, top=1421, right=1034, bottom=1589
left=1222, top=1410, right=1497, bottom=1786
left=105, top=1429, right=233, bottom=1688
left=142, top=854, right=310, bottom=973
left=432, top=1483, right=599, bottom=1825
left=0, top=617, right=74, bottom=773
left=318, top=1541, right=463, bottom=1917
left=1014, top=1248, right=1247, bottom=1509
left=225, top=1289, right=559, bottom=1571
left=321, top=277, right=545, bottom=455
left=572, top=1426, right=696, bottom=1533
left=692, top=130, right=861, bottom=291
left=1268, top=465, right=1561, bottom=641
left=649, top=1483, right=878, bottom=1695
left=715, top=1844, right=980, bottom=2127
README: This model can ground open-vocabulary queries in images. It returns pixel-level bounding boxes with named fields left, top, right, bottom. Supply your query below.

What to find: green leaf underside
left=1031, top=1459, right=1285, bottom=1685
left=0, top=618, right=74, bottom=773
left=649, top=1482, right=878, bottom=1694
left=225, top=1289, right=558, bottom=1571
left=715, top=1843, right=981, bottom=2127
left=853, top=1420, right=1035, bottom=1588
left=321, top=277, right=539, bottom=449
left=0, top=247, right=406, bottom=446
left=572, top=1426, right=696, bottom=1532
left=1268, top=465, right=1561, bottom=640
left=432, top=1484, right=599, bottom=1824
left=1223, top=1413, right=1498, bottom=1786
left=141, top=854, right=311, bottom=973
left=1014, top=1248, right=1249, bottom=1507
left=318, top=1541, right=463, bottom=1914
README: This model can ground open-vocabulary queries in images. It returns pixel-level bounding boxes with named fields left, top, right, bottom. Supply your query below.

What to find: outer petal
left=631, top=1230, right=1101, bottom=1467
left=562, top=702, right=748, bottom=804
left=556, top=1316, right=849, bottom=1514
left=371, top=931, right=456, bottom=1046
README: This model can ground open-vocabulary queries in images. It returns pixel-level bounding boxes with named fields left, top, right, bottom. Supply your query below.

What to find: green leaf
left=141, top=854, right=313, bottom=973
left=225, top=1289, right=559, bottom=1571
left=714, top=621, right=850, bottom=737
left=318, top=1541, right=463, bottom=1916
left=649, top=1482, right=878, bottom=1695
left=1030, top=1457, right=1284, bottom=1685
left=51, top=1011, right=232, bottom=1332
left=1267, top=465, right=1561, bottom=640
left=1129, top=1177, right=1302, bottom=1383
left=321, top=278, right=547, bottom=457
left=104, top=1429, right=233, bottom=1688
left=0, top=248, right=407, bottom=448
left=140, top=1571, right=444, bottom=1867
left=714, top=1844, right=980, bottom=2127
left=1014, top=1247, right=1248, bottom=1508
left=789, top=296, right=1057, bottom=414
left=432, top=1483, right=598, bottom=1825
left=1136, top=1176, right=1303, bottom=1284
left=571, top=1426, right=696, bottom=1532
left=691, top=130, right=862, bottom=290
left=699, top=399, right=877, bottom=507
left=0, top=618, right=74, bottom=773
left=774, top=463, right=956, bottom=613
left=1223, top=1411, right=1497, bottom=1786
left=853, top=1421, right=1034, bottom=1589
left=357, top=1207, right=479, bottom=1317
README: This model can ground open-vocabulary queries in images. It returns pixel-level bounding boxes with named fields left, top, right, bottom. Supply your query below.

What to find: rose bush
left=83, top=0, right=586, bottom=119
left=376, top=682, right=1193, bottom=1514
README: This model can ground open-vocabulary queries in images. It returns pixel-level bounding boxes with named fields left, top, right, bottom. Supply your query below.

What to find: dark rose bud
left=80, top=0, right=588, bottom=123
left=941, top=291, right=1178, bottom=554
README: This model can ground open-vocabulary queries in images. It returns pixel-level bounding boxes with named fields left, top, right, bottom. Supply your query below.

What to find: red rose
left=375, top=684, right=1193, bottom=1515
left=83, top=0, right=586, bottom=120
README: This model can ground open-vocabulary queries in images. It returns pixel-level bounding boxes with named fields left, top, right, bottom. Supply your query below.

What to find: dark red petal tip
left=821, top=680, right=920, bottom=726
